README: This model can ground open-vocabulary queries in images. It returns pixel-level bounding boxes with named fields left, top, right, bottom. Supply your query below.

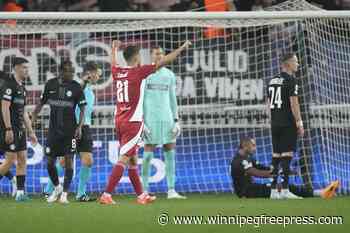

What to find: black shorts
left=77, top=125, right=93, bottom=153
left=45, top=133, right=76, bottom=157
left=271, top=126, right=297, bottom=154
left=244, top=184, right=271, bottom=198
left=0, top=128, right=26, bottom=152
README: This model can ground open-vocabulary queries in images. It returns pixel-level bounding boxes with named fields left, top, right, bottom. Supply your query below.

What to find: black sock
left=281, top=157, right=292, bottom=189
left=5, top=170, right=13, bottom=180
left=16, top=175, right=25, bottom=191
left=47, top=158, right=59, bottom=186
left=63, top=168, right=73, bottom=192
left=271, top=157, right=280, bottom=189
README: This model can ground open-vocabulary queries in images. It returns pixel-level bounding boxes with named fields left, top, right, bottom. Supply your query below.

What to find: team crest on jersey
left=66, top=90, right=72, bottom=97
left=5, top=88, right=12, bottom=95
left=45, top=147, right=51, bottom=154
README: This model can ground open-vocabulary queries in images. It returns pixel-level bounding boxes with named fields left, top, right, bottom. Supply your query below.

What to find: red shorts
left=115, top=121, right=143, bottom=157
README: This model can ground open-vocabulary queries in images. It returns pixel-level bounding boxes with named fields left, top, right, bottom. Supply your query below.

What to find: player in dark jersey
left=0, top=58, right=38, bottom=201
left=32, top=59, right=86, bottom=204
left=231, top=138, right=340, bottom=199
left=267, top=53, right=304, bottom=199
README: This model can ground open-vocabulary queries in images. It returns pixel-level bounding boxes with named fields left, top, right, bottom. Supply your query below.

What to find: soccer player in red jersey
left=100, top=40, right=191, bottom=205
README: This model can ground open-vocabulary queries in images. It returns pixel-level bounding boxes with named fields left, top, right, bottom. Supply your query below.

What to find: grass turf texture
left=0, top=194, right=348, bottom=233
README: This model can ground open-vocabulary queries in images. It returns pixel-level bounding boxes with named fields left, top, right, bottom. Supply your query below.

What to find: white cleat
left=47, top=185, right=63, bottom=203
left=59, top=192, right=69, bottom=204
left=280, top=189, right=303, bottom=199
left=11, top=177, right=17, bottom=197
left=270, top=189, right=281, bottom=199
left=167, top=190, right=187, bottom=199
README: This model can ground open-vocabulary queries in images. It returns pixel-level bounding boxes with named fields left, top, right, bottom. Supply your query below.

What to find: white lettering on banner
left=205, top=77, right=218, bottom=98
left=186, top=49, right=248, bottom=72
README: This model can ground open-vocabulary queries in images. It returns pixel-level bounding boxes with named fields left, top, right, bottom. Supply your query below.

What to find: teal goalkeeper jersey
left=143, top=67, right=178, bottom=124
left=75, top=84, right=95, bottom=125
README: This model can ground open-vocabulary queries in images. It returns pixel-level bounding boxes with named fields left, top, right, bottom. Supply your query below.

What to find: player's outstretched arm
left=111, top=40, right=122, bottom=68
left=156, top=40, right=191, bottom=69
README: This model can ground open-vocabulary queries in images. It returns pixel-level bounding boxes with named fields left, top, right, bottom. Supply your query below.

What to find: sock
left=16, top=175, right=25, bottom=191
left=271, top=157, right=280, bottom=189
left=105, top=162, right=125, bottom=194
left=141, top=151, right=154, bottom=192
left=45, top=162, right=63, bottom=194
left=281, top=157, right=292, bottom=189
left=313, top=189, right=322, bottom=196
left=47, top=159, right=59, bottom=187
left=128, top=165, right=143, bottom=196
left=77, top=165, right=91, bottom=198
left=63, top=168, right=74, bottom=192
left=164, top=150, right=176, bottom=190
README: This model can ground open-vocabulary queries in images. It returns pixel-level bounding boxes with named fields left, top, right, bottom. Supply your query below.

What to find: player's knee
left=81, top=154, right=93, bottom=167
left=144, top=144, right=156, bottom=152
left=163, top=143, right=175, bottom=151
left=5, top=154, right=17, bottom=165
left=129, top=157, right=138, bottom=166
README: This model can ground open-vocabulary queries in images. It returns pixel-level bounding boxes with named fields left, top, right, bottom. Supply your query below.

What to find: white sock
left=103, top=192, right=111, bottom=197
left=16, top=190, right=24, bottom=196
left=313, top=189, right=322, bottom=197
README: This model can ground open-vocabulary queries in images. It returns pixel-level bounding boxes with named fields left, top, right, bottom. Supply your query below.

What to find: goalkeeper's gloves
left=143, top=124, right=151, bottom=140
left=171, top=122, right=181, bottom=138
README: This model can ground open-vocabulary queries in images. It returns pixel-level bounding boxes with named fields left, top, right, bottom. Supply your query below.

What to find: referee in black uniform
left=32, top=59, right=86, bottom=204
left=0, top=58, right=37, bottom=201
left=267, top=53, right=304, bottom=199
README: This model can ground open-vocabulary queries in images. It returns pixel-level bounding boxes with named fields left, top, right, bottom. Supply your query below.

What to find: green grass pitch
left=0, top=194, right=348, bottom=233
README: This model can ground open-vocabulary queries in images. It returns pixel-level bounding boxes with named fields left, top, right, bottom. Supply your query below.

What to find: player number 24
left=269, top=86, right=282, bottom=109
left=116, top=80, right=129, bottom=103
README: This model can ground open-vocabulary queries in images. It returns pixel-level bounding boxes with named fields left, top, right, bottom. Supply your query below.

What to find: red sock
left=128, top=165, right=143, bottom=196
left=105, top=162, right=125, bottom=194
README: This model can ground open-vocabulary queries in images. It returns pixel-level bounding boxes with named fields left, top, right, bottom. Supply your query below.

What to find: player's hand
left=298, top=126, right=304, bottom=137
left=28, top=132, right=38, bottom=146
left=5, top=130, right=14, bottom=145
left=143, top=125, right=151, bottom=140
left=171, top=122, right=181, bottom=138
left=182, top=40, right=192, bottom=49
left=112, top=40, right=122, bottom=49
left=75, top=126, right=82, bottom=140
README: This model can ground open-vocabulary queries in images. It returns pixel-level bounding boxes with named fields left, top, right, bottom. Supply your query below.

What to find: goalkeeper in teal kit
left=141, top=46, right=186, bottom=199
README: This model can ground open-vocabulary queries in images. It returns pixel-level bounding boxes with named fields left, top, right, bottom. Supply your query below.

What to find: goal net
left=0, top=0, right=349, bottom=195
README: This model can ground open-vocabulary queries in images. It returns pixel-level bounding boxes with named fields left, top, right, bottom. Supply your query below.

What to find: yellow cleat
left=321, top=180, right=340, bottom=199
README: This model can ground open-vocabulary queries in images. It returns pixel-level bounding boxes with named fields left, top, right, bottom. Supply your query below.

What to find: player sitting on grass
left=141, top=46, right=186, bottom=199
left=99, top=40, right=191, bottom=205
left=231, top=137, right=340, bottom=199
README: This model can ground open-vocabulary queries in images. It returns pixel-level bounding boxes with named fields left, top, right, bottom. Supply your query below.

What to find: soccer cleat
left=270, top=189, right=281, bottom=199
left=280, top=189, right=303, bottom=199
left=59, top=192, right=69, bottom=204
left=76, top=194, right=97, bottom=202
left=167, top=190, right=187, bottom=199
left=15, top=193, right=31, bottom=202
left=99, top=193, right=116, bottom=205
left=137, top=193, right=156, bottom=205
left=47, top=185, right=63, bottom=203
left=11, top=177, right=17, bottom=197
left=321, top=180, right=340, bottom=199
